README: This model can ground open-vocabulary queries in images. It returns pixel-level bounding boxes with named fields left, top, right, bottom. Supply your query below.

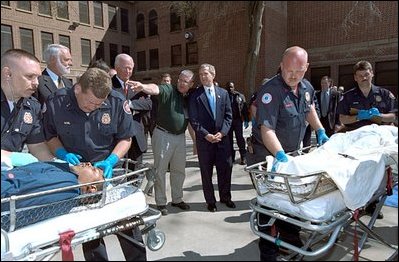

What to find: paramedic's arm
left=46, top=137, right=65, bottom=155
left=339, top=114, right=357, bottom=125
left=27, top=142, right=54, bottom=161
left=127, top=80, right=160, bottom=96
left=111, top=138, right=132, bottom=159
left=260, top=125, right=283, bottom=156
left=380, top=112, right=396, bottom=123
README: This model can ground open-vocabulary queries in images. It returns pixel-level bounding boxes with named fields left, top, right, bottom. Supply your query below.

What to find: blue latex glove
left=55, top=148, right=82, bottom=165
left=357, top=109, right=371, bottom=120
left=93, top=153, right=119, bottom=179
left=10, top=152, right=38, bottom=167
left=244, top=121, right=249, bottom=129
left=369, top=107, right=381, bottom=117
left=271, top=150, right=288, bottom=172
left=317, top=128, right=329, bottom=145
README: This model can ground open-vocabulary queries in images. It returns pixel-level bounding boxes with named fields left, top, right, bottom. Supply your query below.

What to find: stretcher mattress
left=5, top=186, right=147, bottom=258
left=270, top=124, right=398, bottom=210
left=257, top=190, right=346, bottom=221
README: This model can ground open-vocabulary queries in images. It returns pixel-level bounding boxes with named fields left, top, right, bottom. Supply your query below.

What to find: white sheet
left=273, top=124, right=398, bottom=210
left=257, top=190, right=346, bottom=221
left=5, top=187, right=147, bottom=258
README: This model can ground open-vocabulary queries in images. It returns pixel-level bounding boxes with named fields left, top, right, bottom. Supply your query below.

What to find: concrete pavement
left=54, top=126, right=398, bottom=261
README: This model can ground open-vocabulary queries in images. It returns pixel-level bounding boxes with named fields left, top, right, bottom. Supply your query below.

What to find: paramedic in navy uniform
left=1, top=49, right=54, bottom=168
left=337, top=60, right=397, bottom=132
left=43, top=67, right=146, bottom=261
left=247, top=46, right=329, bottom=261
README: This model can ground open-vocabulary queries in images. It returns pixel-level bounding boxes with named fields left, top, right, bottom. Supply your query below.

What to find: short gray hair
left=43, top=44, right=70, bottom=64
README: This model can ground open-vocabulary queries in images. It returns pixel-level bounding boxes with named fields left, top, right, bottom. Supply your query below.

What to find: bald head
left=280, top=46, right=309, bottom=89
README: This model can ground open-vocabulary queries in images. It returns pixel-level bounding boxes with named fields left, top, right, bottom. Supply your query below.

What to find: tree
left=244, top=2, right=265, bottom=96
left=172, top=1, right=266, bottom=95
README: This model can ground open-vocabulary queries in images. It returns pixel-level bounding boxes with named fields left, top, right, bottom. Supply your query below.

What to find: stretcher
left=246, top=124, right=398, bottom=260
left=1, top=159, right=165, bottom=261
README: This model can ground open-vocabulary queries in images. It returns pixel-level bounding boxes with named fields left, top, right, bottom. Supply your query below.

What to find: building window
left=137, top=51, right=146, bottom=71
left=122, top=45, right=130, bottom=56
left=148, top=10, right=158, bottom=36
left=41, top=31, right=53, bottom=60
left=149, top=49, right=159, bottom=69
left=121, top=8, right=129, bottom=33
left=375, top=60, right=398, bottom=96
left=1, top=2, right=11, bottom=7
left=338, top=64, right=356, bottom=91
left=1, top=24, right=13, bottom=56
left=38, top=1, right=52, bottom=16
left=310, top=67, right=330, bottom=91
left=95, top=41, right=104, bottom=60
left=136, top=13, right=145, bottom=39
left=170, top=6, right=181, bottom=32
left=93, top=1, right=103, bottom=27
left=20, top=28, right=34, bottom=55
left=16, top=1, right=31, bottom=11
left=186, top=42, right=198, bottom=65
left=57, top=1, right=69, bottom=20
left=108, top=5, right=117, bottom=30
left=185, top=13, right=197, bottom=29
left=59, top=34, right=70, bottom=50
left=81, top=38, right=91, bottom=65
left=171, top=44, right=182, bottom=67
left=79, top=1, right=89, bottom=24
left=109, top=43, right=118, bottom=67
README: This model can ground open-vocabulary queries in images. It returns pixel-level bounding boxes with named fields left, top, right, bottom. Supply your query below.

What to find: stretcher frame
left=1, top=159, right=165, bottom=261
left=246, top=159, right=398, bottom=261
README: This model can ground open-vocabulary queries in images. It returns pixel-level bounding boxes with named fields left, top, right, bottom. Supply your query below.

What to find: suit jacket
left=36, top=69, right=73, bottom=105
left=111, top=75, right=151, bottom=153
left=189, top=85, right=232, bottom=151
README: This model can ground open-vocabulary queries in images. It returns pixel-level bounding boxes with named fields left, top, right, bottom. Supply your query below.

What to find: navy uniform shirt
left=337, top=84, right=397, bottom=130
left=43, top=86, right=135, bottom=162
left=1, top=88, right=45, bottom=152
left=253, top=74, right=315, bottom=153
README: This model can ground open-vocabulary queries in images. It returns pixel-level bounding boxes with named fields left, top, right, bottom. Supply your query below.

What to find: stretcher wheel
left=146, top=229, right=165, bottom=251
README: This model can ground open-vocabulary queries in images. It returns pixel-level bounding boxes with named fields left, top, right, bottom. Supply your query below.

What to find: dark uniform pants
left=82, top=227, right=146, bottom=261
left=229, top=118, right=247, bottom=161
left=246, top=138, right=302, bottom=261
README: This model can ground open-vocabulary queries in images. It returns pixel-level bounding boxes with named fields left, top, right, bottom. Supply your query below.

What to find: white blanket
left=273, top=124, right=398, bottom=210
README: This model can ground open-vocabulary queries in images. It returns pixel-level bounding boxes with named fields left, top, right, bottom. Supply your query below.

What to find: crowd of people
left=1, top=44, right=397, bottom=261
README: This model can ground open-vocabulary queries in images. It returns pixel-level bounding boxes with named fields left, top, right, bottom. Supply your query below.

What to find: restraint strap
left=59, top=230, right=75, bottom=261
left=352, top=209, right=360, bottom=261
left=386, top=166, right=393, bottom=195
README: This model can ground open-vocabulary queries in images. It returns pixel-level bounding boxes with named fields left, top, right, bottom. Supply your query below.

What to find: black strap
left=1, top=98, right=23, bottom=140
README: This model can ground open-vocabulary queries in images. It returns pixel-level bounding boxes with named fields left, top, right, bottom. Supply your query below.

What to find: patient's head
left=70, top=162, right=104, bottom=193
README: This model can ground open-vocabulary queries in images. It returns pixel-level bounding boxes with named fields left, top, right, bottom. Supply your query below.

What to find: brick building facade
left=1, top=1, right=397, bottom=98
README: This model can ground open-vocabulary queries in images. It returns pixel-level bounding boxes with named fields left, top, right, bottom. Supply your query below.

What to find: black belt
left=156, top=125, right=181, bottom=135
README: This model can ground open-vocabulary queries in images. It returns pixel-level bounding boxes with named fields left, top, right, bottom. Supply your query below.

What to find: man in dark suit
left=112, top=53, right=152, bottom=169
left=189, top=63, right=234, bottom=212
left=36, top=44, right=73, bottom=105
left=315, top=75, right=334, bottom=137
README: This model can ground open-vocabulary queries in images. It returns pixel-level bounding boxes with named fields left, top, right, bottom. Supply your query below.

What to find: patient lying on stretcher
left=268, top=124, right=398, bottom=210
left=1, top=161, right=104, bottom=229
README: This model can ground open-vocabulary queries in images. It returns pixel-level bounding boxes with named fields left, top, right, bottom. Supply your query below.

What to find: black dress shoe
left=207, top=203, right=217, bottom=212
left=171, top=201, right=190, bottom=210
left=221, top=200, right=236, bottom=208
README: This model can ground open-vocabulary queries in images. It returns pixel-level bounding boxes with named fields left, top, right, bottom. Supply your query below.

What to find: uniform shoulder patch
left=261, top=93, right=272, bottom=104
left=123, top=100, right=132, bottom=114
